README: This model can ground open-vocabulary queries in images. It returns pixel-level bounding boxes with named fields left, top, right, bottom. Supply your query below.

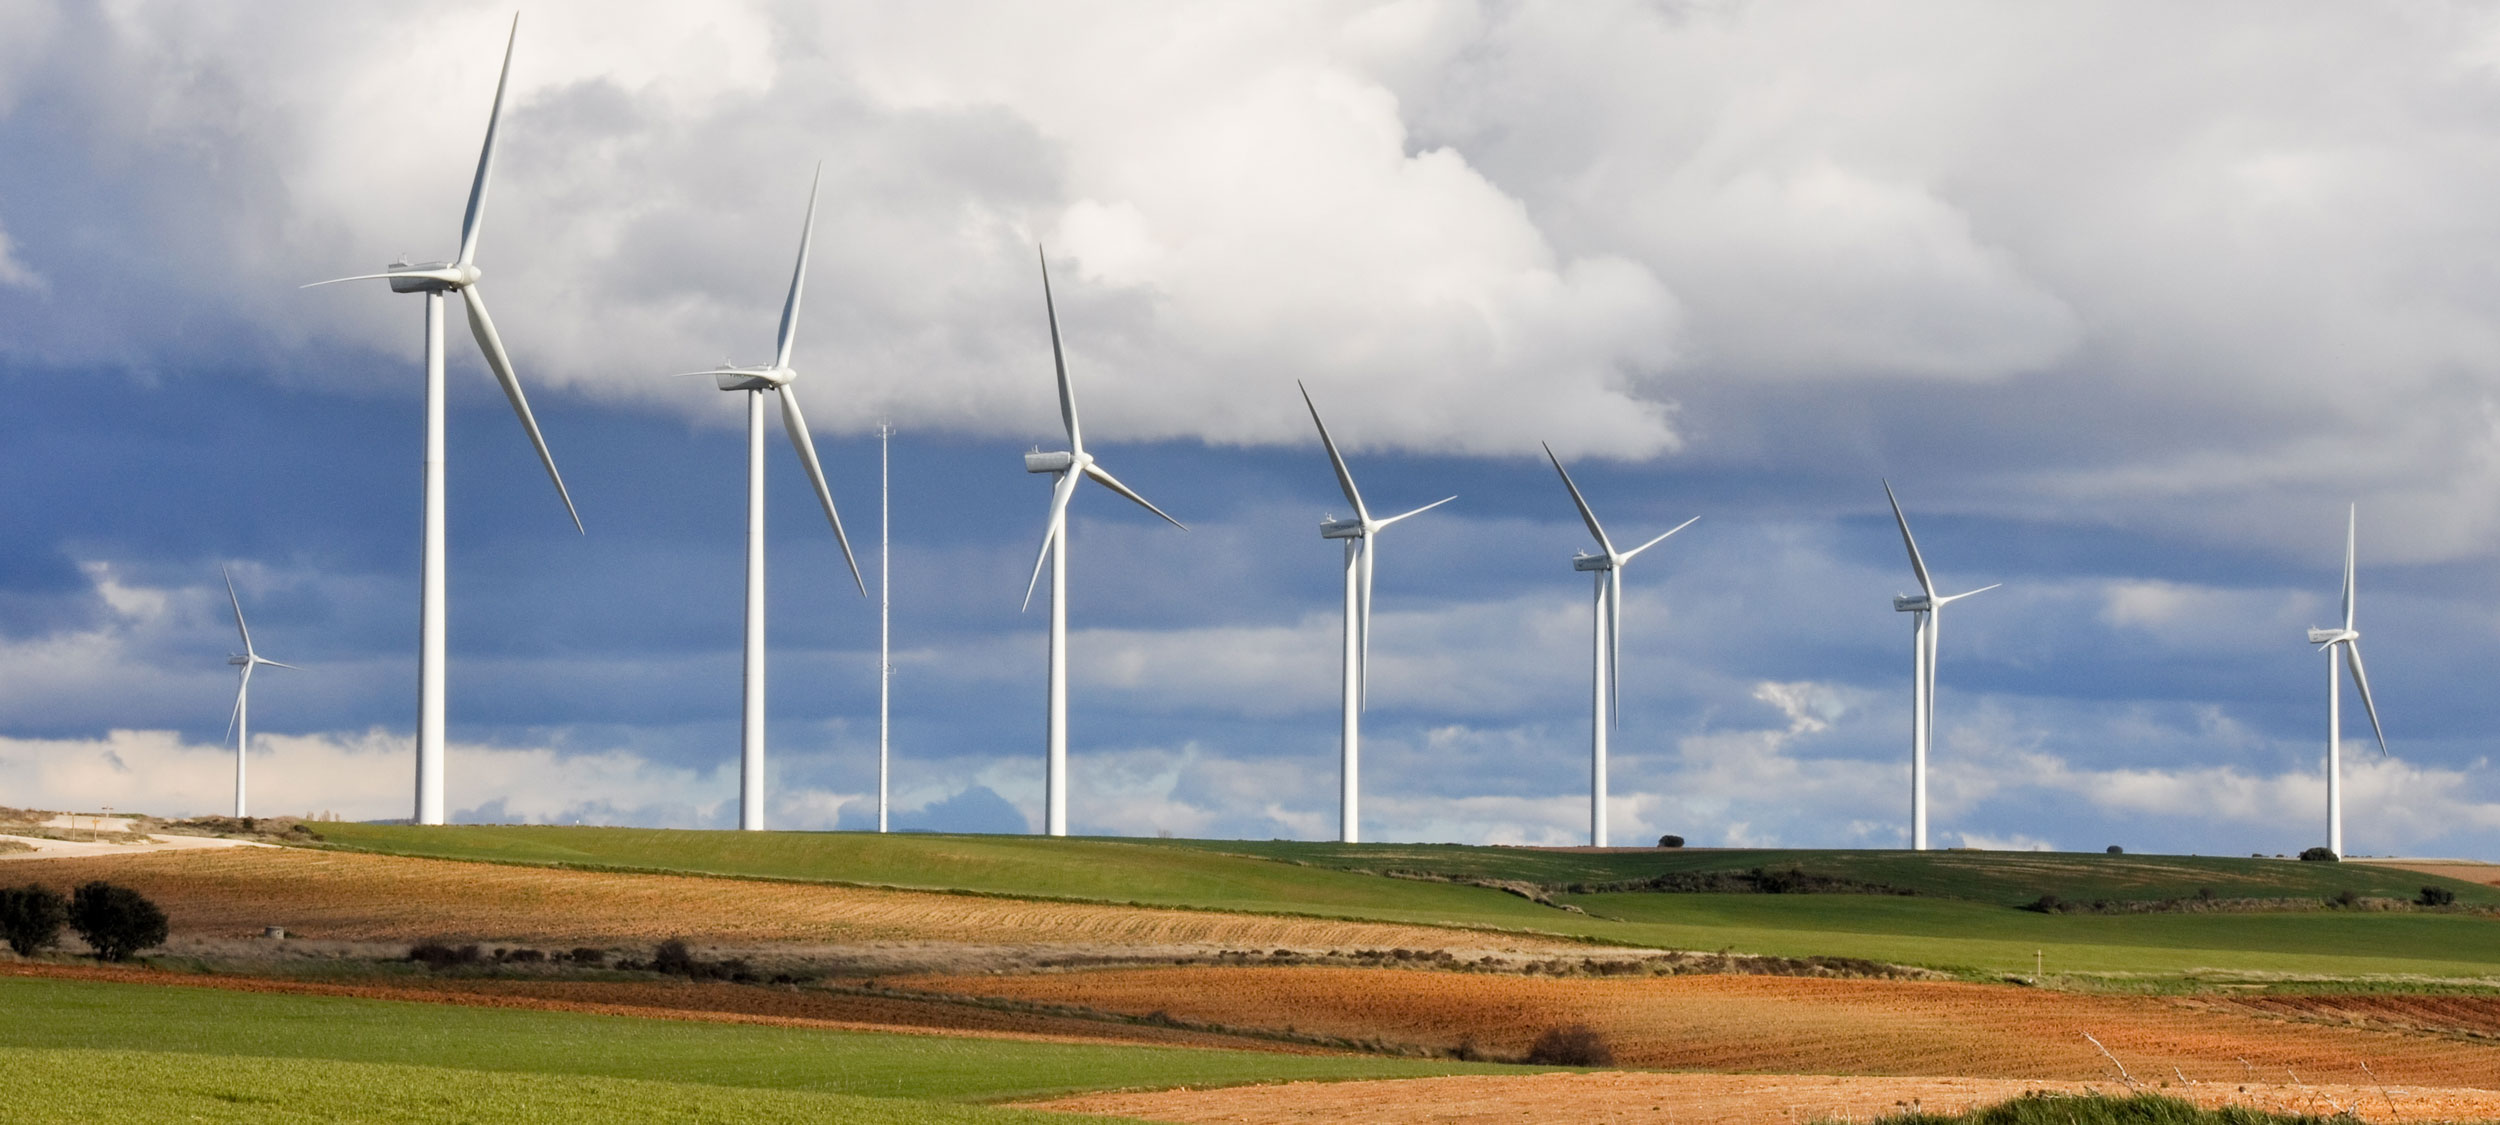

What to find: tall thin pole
left=2327, top=645, right=2342, bottom=857
left=1909, top=610, right=1929, bottom=851
left=416, top=291, right=448, bottom=827
left=1340, top=538, right=1361, bottom=843
left=234, top=672, right=250, bottom=820
left=1591, top=572, right=1609, bottom=848
left=1046, top=502, right=1069, bottom=836
left=878, top=422, right=891, bottom=834
left=740, top=390, right=766, bottom=832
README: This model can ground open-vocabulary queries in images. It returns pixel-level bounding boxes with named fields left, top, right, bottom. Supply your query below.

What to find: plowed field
left=894, top=967, right=2500, bottom=1088
left=8, top=847, right=1589, bottom=954
left=1028, top=1071, right=2500, bottom=1125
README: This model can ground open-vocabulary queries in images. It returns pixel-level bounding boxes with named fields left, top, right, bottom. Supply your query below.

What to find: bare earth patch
left=1026, top=1071, right=2500, bottom=1125
left=892, top=967, right=2500, bottom=1088
left=3, top=846, right=1596, bottom=956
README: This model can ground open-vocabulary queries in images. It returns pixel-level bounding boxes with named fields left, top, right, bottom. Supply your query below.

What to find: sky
left=6, top=0, right=2500, bottom=856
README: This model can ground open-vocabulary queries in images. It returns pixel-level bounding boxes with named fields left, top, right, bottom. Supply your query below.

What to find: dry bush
left=1524, top=1023, right=1614, bottom=1067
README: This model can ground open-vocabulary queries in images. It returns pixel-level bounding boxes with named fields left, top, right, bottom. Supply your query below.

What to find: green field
left=0, top=1048, right=1119, bottom=1125
left=0, top=975, right=1499, bottom=1111
left=307, top=825, right=2500, bottom=980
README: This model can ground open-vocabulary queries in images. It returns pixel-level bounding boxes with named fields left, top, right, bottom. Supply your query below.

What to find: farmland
left=13, top=826, right=2500, bottom=1123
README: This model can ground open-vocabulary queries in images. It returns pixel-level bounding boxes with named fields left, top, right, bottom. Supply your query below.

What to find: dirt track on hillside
left=895, top=967, right=2500, bottom=1088
left=5, top=847, right=1590, bottom=956
left=1027, top=1071, right=2500, bottom=1125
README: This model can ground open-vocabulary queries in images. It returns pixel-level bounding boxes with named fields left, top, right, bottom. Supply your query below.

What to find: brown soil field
left=0, top=961, right=1327, bottom=1053
left=6, top=846, right=1589, bottom=956
left=1028, top=1071, right=2500, bottom=1125
left=2193, top=993, right=2500, bottom=1042
left=893, top=967, right=2500, bottom=1089
left=2365, top=860, right=2500, bottom=889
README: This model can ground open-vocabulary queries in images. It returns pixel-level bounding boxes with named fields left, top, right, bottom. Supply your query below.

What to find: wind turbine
left=1544, top=445, right=1694, bottom=848
left=304, top=16, right=579, bottom=826
left=2305, top=504, right=2386, bottom=858
left=221, top=568, right=297, bottom=820
left=1300, top=383, right=1453, bottom=844
left=677, top=166, right=867, bottom=832
left=1020, top=248, right=1186, bottom=837
left=1883, top=481, right=1998, bottom=851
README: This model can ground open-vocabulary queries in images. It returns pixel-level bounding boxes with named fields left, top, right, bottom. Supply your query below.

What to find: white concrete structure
left=1543, top=446, right=1693, bottom=848
left=1883, top=482, right=1998, bottom=851
left=1300, top=383, right=1454, bottom=844
left=304, top=17, right=579, bottom=826
left=2306, top=504, right=2386, bottom=858
left=676, top=166, right=866, bottom=832
left=1020, top=249, right=1186, bottom=837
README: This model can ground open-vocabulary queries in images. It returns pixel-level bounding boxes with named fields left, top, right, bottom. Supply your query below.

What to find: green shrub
left=2297, top=846, right=2338, bottom=862
left=1848, top=1090, right=2349, bottom=1125
left=2419, top=885, right=2457, bottom=907
left=66, top=881, right=167, bottom=962
left=0, top=883, right=68, bottom=956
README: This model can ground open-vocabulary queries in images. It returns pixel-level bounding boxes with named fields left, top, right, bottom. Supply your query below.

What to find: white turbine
left=1544, top=445, right=1694, bottom=849
left=677, top=166, right=866, bottom=832
left=1020, top=248, right=1186, bottom=837
left=304, top=16, right=579, bottom=826
left=221, top=568, right=297, bottom=821
left=1883, top=481, right=1998, bottom=852
left=1300, top=383, right=1454, bottom=844
left=2305, top=504, right=2386, bottom=859
left=878, top=420, right=893, bottom=834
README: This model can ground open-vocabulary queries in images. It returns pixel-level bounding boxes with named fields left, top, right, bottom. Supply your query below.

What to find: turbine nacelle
left=2308, top=627, right=2359, bottom=646
left=1320, top=517, right=1366, bottom=539
left=1893, top=594, right=1932, bottom=613
left=1573, top=553, right=1616, bottom=572
left=709, top=366, right=796, bottom=392
left=384, top=261, right=480, bottom=293
left=1025, top=449, right=1080, bottom=475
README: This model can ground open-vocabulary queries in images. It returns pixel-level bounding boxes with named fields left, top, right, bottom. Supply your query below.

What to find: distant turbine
left=221, top=568, right=297, bottom=820
left=1020, top=248, right=1186, bottom=837
left=1301, top=383, right=1453, bottom=844
left=304, top=15, right=580, bottom=826
left=1544, top=445, right=1694, bottom=848
left=878, top=420, right=893, bottom=834
left=2305, top=504, right=2386, bottom=858
left=677, top=166, right=866, bottom=832
left=1883, top=482, right=1999, bottom=851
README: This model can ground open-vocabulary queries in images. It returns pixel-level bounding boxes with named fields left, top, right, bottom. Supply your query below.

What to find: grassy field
left=0, top=1047, right=1122, bottom=1125
left=0, top=975, right=1502, bottom=1102
left=301, top=825, right=2500, bottom=979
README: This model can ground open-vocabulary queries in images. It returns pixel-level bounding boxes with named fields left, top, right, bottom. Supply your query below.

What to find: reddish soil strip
left=0, top=961, right=1334, bottom=1053
left=2363, top=860, right=2500, bottom=889
left=8, top=847, right=1587, bottom=953
left=1027, top=1071, right=2500, bottom=1125
left=893, top=967, right=2500, bottom=1089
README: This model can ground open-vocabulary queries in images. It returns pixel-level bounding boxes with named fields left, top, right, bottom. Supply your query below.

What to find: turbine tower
left=1544, top=445, right=1694, bottom=848
left=2305, top=504, right=2386, bottom=858
left=878, top=420, right=893, bottom=834
left=1883, top=481, right=1998, bottom=851
left=1020, top=249, right=1186, bottom=837
left=678, top=166, right=867, bottom=832
left=1300, top=383, right=1454, bottom=844
left=305, top=16, right=580, bottom=826
left=221, top=568, right=297, bottom=820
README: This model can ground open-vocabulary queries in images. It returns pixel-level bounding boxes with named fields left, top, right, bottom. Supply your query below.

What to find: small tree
left=1525, top=1023, right=1615, bottom=1066
left=2105, top=845, right=2123, bottom=855
left=67, top=881, right=167, bottom=962
left=0, top=884, right=68, bottom=956
left=2298, top=846, right=2339, bottom=862
left=2419, top=885, right=2458, bottom=907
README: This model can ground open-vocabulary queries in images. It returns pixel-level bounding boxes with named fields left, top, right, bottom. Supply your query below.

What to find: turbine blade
left=2345, top=641, right=2387, bottom=755
left=1374, top=495, right=1455, bottom=531
left=1543, top=443, right=1616, bottom=556
left=462, top=284, right=583, bottom=533
left=224, top=678, right=245, bottom=751
left=1608, top=568, right=1624, bottom=729
left=2343, top=503, right=2358, bottom=633
left=300, top=272, right=411, bottom=289
left=1358, top=535, right=1374, bottom=709
left=1297, top=381, right=1370, bottom=522
left=1619, top=516, right=1699, bottom=564
left=1883, top=479, right=1936, bottom=598
left=1081, top=462, right=1186, bottom=530
left=776, top=385, right=866, bottom=595
left=1934, top=582, right=2002, bottom=606
left=458, top=14, right=520, bottom=267
left=1021, top=472, right=1079, bottom=611
left=222, top=566, right=253, bottom=655
left=1038, top=247, right=1082, bottom=454
left=258, top=659, right=301, bottom=670
left=773, top=163, right=821, bottom=370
